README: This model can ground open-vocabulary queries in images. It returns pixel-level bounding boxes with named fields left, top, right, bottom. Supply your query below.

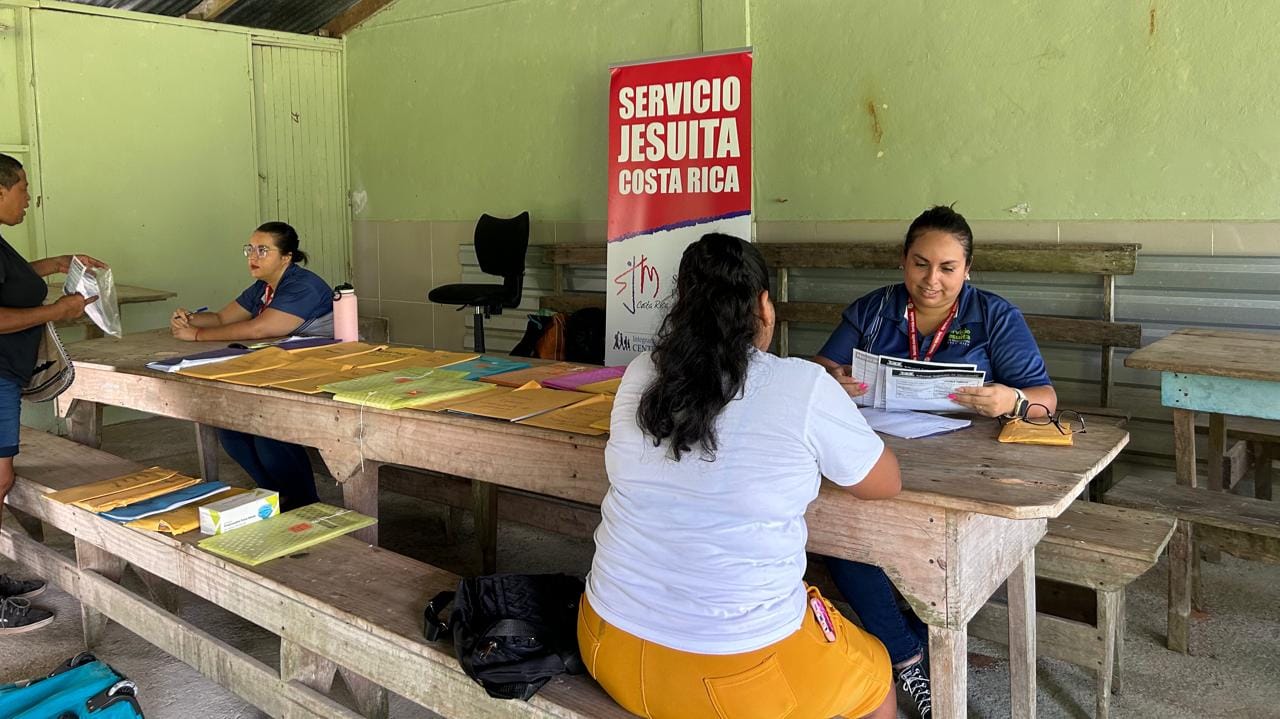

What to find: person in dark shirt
left=0, top=153, right=107, bottom=634
left=169, top=222, right=332, bottom=510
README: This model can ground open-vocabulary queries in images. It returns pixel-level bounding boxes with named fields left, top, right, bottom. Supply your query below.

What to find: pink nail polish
left=947, top=394, right=956, bottom=400
left=859, top=383, right=868, bottom=390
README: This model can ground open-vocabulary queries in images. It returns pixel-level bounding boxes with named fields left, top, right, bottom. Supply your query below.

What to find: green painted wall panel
left=31, top=9, right=258, bottom=333
left=346, top=0, right=701, bottom=222
left=253, top=43, right=350, bottom=286
left=348, top=0, right=1280, bottom=223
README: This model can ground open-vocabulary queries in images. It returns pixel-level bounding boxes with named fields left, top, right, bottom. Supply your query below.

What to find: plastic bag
left=63, top=256, right=122, bottom=338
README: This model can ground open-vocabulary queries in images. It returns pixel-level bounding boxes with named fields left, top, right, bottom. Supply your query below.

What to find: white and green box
left=199, top=489, right=280, bottom=535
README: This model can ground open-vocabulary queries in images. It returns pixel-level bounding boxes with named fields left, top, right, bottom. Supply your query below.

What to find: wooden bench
left=1103, top=473, right=1280, bottom=653
left=541, top=241, right=1142, bottom=407
left=968, top=502, right=1174, bottom=719
left=0, top=430, right=628, bottom=719
left=1196, top=414, right=1279, bottom=498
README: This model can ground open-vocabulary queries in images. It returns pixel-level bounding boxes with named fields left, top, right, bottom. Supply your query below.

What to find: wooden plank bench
left=967, top=502, right=1174, bottom=719
left=0, top=430, right=628, bottom=719
left=1103, top=473, right=1280, bottom=653
left=540, top=241, right=1142, bottom=407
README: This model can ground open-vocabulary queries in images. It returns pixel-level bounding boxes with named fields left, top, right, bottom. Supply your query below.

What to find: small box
left=199, top=489, right=280, bottom=535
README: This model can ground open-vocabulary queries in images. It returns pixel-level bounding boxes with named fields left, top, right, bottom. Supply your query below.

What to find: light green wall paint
left=349, top=0, right=1280, bottom=223
left=346, top=0, right=701, bottom=222
left=31, top=9, right=259, bottom=333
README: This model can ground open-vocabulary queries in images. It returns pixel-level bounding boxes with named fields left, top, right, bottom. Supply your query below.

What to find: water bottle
left=332, top=283, right=359, bottom=342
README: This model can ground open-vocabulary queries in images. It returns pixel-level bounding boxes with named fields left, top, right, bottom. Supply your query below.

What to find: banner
left=605, top=50, right=752, bottom=365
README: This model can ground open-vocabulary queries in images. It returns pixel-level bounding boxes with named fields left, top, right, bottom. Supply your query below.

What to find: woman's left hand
left=949, top=384, right=1017, bottom=418
left=172, top=325, right=199, bottom=342
left=57, top=254, right=109, bottom=273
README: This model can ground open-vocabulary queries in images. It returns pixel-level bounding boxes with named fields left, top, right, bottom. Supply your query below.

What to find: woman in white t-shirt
left=580, top=233, right=902, bottom=719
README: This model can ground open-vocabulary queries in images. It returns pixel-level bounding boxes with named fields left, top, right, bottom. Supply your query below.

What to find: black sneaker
left=0, top=597, right=55, bottom=634
left=897, top=660, right=933, bottom=719
left=0, top=573, right=46, bottom=599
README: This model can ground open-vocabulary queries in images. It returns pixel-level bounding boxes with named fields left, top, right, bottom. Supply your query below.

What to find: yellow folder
left=288, top=341, right=387, bottom=363
left=576, top=377, right=622, bottom=395
left=45, top=466, right=180, bottom=506
left=479, top=362, right=595, bottom=388
left=434, top=382, right=590, bottom=422
left=268, top=367, right=384, bottom=394
left=126, top=487, right=250, bottom=535
left=353, top=348, right=480, bottom=370
left=177, top=347, right=296, bottom=380
left=517, top=393, right=615, bottom=435
left=220, top=357, right=344, bottom=388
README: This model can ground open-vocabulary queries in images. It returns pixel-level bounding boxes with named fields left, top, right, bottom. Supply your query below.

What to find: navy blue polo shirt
left=234, top=263, right=333, bottom=335
left=817, top=283, right=1052, bottom=389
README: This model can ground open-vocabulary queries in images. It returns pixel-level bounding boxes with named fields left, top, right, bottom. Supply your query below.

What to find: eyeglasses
left=1018, top=404, right=1087, bottom=435
left=242, top=244, right=279, bottom=259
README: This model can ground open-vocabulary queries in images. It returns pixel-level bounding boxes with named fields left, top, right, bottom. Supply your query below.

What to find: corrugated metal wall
left=253, top=42, right=350, bottom=288
left=457, top=247, right=1280, bottom=465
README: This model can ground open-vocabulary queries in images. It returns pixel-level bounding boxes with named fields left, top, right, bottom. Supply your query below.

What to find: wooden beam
left=188, top=0, right=246, bottom=21
left=323, top=0, right=398, bottom=37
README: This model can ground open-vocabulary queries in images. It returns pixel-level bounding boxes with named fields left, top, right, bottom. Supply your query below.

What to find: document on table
left=852, top=349, right=985, bottom=411
left=859, top=408, right=972, bottom=439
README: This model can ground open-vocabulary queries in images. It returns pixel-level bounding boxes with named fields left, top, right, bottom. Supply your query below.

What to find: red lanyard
left=906, top=300, right=958, bottom=362
left=259, top=285, right=275, bottom=316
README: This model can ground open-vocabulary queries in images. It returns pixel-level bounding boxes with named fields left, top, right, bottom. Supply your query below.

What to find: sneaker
left=0, top=573, right=46, bottom=599
left=897, top=660, right=933, bottom=718
left=0, top=597, right=55, bottom=634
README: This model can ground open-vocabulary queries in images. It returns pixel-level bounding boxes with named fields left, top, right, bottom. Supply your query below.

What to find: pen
left=185, top=306, right=208, bottom=320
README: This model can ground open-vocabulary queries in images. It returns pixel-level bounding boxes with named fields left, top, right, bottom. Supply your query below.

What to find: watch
left=1004, top=388, right=1029, bottom=419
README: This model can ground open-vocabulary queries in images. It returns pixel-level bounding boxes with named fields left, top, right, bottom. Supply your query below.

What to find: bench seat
left=0, top=430, right=628, bottom=719
left=1104, top=473, right=1280, bottom=655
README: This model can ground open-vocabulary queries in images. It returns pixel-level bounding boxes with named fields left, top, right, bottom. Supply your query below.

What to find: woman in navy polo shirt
left=813, top=205, right=1056, bottom=718
left=170, top=221, right=332, bottom=510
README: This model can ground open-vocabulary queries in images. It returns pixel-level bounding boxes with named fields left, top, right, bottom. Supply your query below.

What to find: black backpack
left=424, top=574, right=586, bottom=701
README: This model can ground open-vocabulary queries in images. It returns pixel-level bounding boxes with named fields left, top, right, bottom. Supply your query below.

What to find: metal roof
left=61, top=0, right=365, bottom=35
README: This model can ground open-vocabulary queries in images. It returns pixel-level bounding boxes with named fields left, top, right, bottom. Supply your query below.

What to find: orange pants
left=578, top=587, right=891, bottom=719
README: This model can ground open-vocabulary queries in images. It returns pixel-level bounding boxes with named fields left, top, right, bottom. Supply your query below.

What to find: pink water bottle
left=333, top=283, right=359, bottom=342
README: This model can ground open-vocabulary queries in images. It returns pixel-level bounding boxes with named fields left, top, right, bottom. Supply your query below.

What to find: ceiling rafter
left=322, top=0, right=396, bottom=37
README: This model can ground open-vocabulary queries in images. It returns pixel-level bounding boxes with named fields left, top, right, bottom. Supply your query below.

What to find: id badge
left=809, top=596, right=837, bottom=642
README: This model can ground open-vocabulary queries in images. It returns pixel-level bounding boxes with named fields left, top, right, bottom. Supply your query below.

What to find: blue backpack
left=0, top=653, right=143, bottom=718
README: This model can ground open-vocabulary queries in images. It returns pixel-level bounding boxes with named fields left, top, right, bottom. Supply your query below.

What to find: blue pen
left=183, top=306, right=208, bottom=321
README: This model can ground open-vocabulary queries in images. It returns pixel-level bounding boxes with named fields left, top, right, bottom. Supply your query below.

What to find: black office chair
left=428, top=211, right=529, bottom=353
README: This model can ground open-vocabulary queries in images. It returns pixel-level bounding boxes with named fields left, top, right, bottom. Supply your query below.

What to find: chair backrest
left=475, top=211, right=530, bottom=309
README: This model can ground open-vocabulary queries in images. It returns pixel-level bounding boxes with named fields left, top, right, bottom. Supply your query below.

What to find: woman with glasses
left=812, top=205, right=1056, bottom=718
left=169, top=221, right=332, bottom=510
left=581, top=234, right=902, bottom=719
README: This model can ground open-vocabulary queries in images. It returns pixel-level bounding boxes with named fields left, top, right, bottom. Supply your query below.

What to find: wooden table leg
left=281, top=639, right=337, bottom=694
left=1167, top=520, right=1193, bottom=653
left=338, top=667, right=390, bottom=719
left=929, top=625, right=968, bottom=719
left=473, top=480, right=498, bottom=574
left=1095, top=588, right=1122, bottom=719
left=1255, top=443, right=1274, bottom=501
left=75, top=538, right=126, bottom=647
left=319, top=449, right=381, bottom=547
left=1007, top=555, right=1037, bottom=719
left=62, top=399, right=103, bottom=449
left=1207, top=413, right=1226, bottom=492
left=193, top=422, right=221, bottom=483
left=1172, top=409, right=1197, bottom=489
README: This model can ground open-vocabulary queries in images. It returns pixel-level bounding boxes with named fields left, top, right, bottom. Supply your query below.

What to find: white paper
left=852, top=349, right=983, bottom=411
left=883, top=367, right=985, bottom=411
left=859, top=408, right=972, bottom=439
left=63, top=256, right=122, bottom=338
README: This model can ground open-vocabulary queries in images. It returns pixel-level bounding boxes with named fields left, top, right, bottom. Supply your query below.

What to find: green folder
left=198, top=503, right=376, bottom=566
left=320, top=366, right=468, bottom=394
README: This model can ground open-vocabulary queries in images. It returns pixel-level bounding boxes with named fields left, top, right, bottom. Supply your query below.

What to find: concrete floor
left=2, top=416, right=1278, bottom=718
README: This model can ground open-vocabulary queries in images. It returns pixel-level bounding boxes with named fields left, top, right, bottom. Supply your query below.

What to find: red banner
left=607, top=51, right=752, bottom=243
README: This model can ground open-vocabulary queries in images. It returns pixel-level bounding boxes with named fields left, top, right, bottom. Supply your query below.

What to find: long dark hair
left=637, top=233, right=771, bottom=461
left=257, top=221, right=309, bottom=265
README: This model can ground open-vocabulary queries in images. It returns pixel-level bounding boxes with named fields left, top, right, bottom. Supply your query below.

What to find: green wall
left=346, top=0, right=703, bottom=222
left=348, top=0, right=1280, bottom=222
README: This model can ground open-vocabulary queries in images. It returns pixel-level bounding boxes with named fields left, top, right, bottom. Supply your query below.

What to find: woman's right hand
left=826, top=364, right=870, bottom=399
left=54, top=292, right=97, bottom=321
left=170, top=307, right=191, bottom=330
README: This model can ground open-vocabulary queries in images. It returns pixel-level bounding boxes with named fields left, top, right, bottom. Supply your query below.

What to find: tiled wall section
left=353, top=219, right=1280, bottom=349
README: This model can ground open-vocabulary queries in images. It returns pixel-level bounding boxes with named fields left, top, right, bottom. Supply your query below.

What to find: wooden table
left=55, top=331, right=1129, bottom=719
left=47, top=280, right=177, bottom=339
left=1124, top=327, right=1280, bottom=650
